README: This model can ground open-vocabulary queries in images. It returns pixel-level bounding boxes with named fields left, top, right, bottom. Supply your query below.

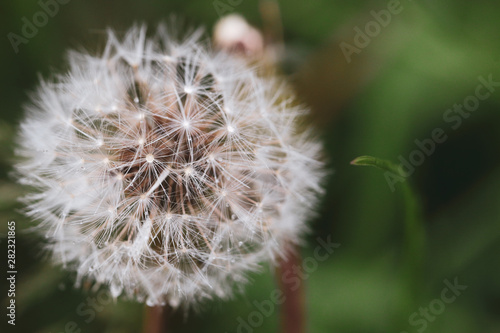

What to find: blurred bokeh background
left=1, top=0, right=500, bottom=332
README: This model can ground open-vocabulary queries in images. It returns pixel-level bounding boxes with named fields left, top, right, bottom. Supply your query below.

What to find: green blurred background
left=1, top=0, right=500, bottom=332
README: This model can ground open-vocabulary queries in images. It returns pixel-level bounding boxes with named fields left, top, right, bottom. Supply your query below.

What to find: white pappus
left=15, top=24, right=325, bottom=308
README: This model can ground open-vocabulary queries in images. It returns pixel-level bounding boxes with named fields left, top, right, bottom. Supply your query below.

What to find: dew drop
left=170, top=296, right=180, bottom=308
left=110, top=282, right=123, bottom=299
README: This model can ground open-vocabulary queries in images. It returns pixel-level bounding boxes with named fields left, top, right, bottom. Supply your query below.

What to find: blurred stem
left=259, top=0, right=284, bottom=64
left=259, top=0, right=284, bottom=46
left=277, top=246, right=306, bottom=333
left=142, top=304, right=171, bottom=333
left=400, top=178, right=425, bottom=299
left=351, top=156, right=426, bottom=301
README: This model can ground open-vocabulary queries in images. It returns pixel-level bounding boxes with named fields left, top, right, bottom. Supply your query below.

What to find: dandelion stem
left=277, top=246, right=306, bottom=333
left=142, top=304, right=170, bottom=333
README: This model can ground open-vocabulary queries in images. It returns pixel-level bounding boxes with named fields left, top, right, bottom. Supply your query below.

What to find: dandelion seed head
left=15, top=24, right=324, bottom=309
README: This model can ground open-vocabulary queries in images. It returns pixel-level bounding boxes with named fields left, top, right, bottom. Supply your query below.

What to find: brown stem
left=259, top=0, right=284, bottom=49
left=277, top=246, right=306, bottom=333
left=142, top=304, right=171, bottom=333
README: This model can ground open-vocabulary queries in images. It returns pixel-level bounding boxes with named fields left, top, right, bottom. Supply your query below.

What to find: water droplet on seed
left=110, top=282, right=123, bottom=299
left=146, top=297, right=156, bottom=307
